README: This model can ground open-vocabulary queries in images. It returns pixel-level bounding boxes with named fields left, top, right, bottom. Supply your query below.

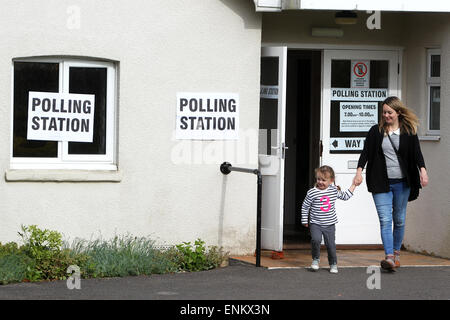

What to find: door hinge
left=319, top=140, right=323, bottom=157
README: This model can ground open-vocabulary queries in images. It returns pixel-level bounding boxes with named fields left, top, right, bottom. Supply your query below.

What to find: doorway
left=283, top=50, right=322, bottom=248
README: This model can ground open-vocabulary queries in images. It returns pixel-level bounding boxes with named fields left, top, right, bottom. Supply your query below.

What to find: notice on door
left=331, top=88, right=388, bottom=101
left=27, top=91, right=95, bottom=142
left=351, top=60, right=370, bottom=88
left=340, top=102, right=378, bottom=132
left=176, top=92, right=239, bottom=140
left=330, top=137, right=365, bottom=152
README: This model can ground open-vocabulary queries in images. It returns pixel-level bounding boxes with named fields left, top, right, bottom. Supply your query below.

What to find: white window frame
left=10, top=58, right=117, bottom=170
left=426, top=48, right=441, bottom=136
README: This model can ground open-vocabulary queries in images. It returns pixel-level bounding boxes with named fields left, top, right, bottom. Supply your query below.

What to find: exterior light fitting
left=335, top=10, right=358, bottom=25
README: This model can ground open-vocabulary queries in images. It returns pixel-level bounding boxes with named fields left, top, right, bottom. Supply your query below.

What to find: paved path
left=1, top=262, right=449, bottom=301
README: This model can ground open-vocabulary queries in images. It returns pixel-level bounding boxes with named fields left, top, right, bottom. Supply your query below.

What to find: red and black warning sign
left=351, top=60, right=370, bottom=88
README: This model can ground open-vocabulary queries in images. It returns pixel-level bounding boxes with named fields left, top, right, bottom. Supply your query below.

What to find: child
left=301, top=165, right=357, bottom=273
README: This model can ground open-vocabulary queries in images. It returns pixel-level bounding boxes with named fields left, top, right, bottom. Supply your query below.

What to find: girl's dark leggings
left=310, top=223, right=337, bottom=265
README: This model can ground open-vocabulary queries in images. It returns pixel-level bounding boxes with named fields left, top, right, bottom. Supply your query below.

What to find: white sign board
left=27, top=91, right=95, bottom=142
left=351, top=60, right=370, bottom=88
left=331, top=88, right=388, bottom=101
left=340, top=102, right=378, bottom=132
left=330, top=137, right=365, bottom=151
left=176, top=93, right=239, bottom=140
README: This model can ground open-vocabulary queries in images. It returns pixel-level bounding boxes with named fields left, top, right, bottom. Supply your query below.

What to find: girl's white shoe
left=330, top=264, right=338, bottom=274
left=311, top=259, right=320, bottom=271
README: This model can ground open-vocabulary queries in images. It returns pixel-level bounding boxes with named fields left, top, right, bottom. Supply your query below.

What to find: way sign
left=330, top=137, right=365, bottom=151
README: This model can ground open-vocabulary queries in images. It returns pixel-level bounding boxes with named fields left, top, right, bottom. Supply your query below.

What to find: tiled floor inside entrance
left=230, top=249, right=450, bottom=269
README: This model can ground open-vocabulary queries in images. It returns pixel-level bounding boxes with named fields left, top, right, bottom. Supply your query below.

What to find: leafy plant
left=0, top=242, right=32, bottom=284
left=174, top=239, right=228, bottom=272
left=18, top=225, right=86, bottom=281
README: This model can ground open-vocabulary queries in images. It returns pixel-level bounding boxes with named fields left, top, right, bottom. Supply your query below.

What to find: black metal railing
left=220, top=162, right=262, bottom=267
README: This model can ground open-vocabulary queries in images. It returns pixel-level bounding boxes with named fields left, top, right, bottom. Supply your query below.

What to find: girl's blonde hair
left=379, top=96, right=419, bottom=135
left=315, top=165, right=341, bottom=190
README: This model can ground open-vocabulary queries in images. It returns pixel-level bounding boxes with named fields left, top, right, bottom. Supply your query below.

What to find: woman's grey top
left=382, top=129, right=404, bottom=179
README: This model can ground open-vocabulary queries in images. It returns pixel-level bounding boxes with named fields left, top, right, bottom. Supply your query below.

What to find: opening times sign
left=340, top=102, right=378, bottom=132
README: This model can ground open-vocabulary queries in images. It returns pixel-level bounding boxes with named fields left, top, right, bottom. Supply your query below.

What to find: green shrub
left=1, top=225, right=228, bottom=285
left=68, top=235, right=178, bottom=278
left=173, top=239, right=228, bottom=272
left=0, top=242, right=32, bottom=284
left=18, top=225, right=87, bottom=281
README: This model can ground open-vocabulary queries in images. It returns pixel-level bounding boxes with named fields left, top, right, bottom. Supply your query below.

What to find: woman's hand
left=354, top=168, right=363, bottom=186
left=420, top=167, right=429, bottom=187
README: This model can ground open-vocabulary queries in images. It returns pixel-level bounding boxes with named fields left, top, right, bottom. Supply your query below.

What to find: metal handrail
left=220, top=162, right=262, bottom=267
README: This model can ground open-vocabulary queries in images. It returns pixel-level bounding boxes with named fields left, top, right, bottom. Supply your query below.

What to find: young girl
left=301, top=165, right=357, bottom=273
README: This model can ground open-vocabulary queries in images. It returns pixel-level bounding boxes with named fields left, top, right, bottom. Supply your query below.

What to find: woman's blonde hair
left=379, top=96, right=419, bottom=135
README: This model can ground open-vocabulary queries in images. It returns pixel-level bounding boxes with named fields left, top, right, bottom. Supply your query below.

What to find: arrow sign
left=332, top=140, right=338, bottom=148
left=330, top=137, right=365, bottom=151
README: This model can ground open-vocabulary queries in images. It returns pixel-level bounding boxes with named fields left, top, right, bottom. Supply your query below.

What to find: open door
left=322, top=49, right=400, bottom=244
left=258, top=46, right=287, bottom=251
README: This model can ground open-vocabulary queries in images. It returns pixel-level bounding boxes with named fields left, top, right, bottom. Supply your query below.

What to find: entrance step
left=230, top=249, right=450, bottom=269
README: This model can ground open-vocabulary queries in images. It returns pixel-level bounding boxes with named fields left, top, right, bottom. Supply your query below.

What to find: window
left=427, top=49, right=440, bottom=135
left=11, top=58, right=117, bottom=170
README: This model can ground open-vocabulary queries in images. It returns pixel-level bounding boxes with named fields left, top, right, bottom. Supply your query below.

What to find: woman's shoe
left=380, top=255, right=396, bottom=271
left=394, top=250, right=401, bottom=268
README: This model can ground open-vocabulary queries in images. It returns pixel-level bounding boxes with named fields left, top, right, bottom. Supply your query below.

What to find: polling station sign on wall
left=176, top=93, right=239, bottom=140
left=27, top=91, right=95, bottom=142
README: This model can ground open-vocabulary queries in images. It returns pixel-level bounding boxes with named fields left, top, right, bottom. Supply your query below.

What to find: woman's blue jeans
left=372, top=181, right=410, bottom=256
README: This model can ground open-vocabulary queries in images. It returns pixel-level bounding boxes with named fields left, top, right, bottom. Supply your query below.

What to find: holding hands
left=353, top=168, right=363, bottom=187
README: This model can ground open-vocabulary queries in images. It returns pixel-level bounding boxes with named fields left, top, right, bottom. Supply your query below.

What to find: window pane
left=259, top=57, right=279, bottom=156
left=430, top=55, right=440, bottom=78
left=68, top=67, right=107, bottom=155
left=430, top=86, right=440, bottom=130
left=331, top=60, right=350, bottom=87
left=13, top=62, right=59, bottom=157
left=370, top=60, right=389, bottom=88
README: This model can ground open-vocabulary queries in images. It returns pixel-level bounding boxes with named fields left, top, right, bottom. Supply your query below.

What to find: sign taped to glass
left=27, top=91, right=95, bottom=143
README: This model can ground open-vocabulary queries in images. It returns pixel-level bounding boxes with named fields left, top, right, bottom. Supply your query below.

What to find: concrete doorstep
left=230, top=249, right=450, bottom=269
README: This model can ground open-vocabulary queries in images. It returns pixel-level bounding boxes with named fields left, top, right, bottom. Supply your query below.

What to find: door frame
left=260, top=43, right=403, bottom=248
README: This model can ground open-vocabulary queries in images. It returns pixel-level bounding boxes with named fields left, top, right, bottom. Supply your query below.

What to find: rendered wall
left=0, top=0, right=262, bottom=255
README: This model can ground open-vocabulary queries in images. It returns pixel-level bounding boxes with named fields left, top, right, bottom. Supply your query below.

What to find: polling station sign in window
left=27, top=91, right=95, bottom=143
left=330, top=60, right=389, bottom=153
left=176, top=93, right=239, bottom=140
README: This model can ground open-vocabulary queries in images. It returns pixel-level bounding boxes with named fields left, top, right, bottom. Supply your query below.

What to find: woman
left=354, top=96, right=428, bottom=271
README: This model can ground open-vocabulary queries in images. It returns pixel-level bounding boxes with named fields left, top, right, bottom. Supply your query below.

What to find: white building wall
left=401, top=14, right=450, bottom=258
left=0, top=0, right=262, bottom=255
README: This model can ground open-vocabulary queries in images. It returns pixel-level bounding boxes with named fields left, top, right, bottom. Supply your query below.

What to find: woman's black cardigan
left=357, top=124, right=426, bottom=198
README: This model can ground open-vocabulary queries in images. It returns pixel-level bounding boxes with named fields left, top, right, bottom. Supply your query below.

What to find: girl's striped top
left=301, top=185, right=353, bottom=226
